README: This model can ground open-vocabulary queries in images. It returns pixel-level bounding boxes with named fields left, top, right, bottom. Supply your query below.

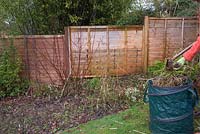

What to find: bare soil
left=0, top=75, right=147, bottom=134
left=0, top=94, right=128, bottom=134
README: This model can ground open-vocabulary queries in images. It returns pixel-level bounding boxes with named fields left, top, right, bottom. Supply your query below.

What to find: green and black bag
left=144, top=80, right=198, bottom=134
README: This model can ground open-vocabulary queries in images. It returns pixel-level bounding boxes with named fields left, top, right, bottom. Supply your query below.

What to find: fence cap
left=0, top=35, right=64, bottom=39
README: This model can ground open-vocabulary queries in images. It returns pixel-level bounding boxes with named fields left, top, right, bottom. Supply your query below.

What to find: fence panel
left=68, top=26, right=144, bottom=77
left=0, top=35, right=67, bottom=85
left=26, top=35, right=66, bottom=85
left=146, top=17, right=198, bottom=66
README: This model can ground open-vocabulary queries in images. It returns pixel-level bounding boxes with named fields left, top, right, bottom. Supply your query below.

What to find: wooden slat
left=144, top=16, right=149, bottom=73
left=87, top=28, right=92, bottom=74
left=106, top=27, right=110, bottom=75
left=163, top=19, right=167, bottom=60
left=182, top=18, right=185, bottom=49
left=124, top=27, right=128, bottom=72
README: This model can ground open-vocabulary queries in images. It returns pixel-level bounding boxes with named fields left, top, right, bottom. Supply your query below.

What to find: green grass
left=61, top=103, right=150, bottom=134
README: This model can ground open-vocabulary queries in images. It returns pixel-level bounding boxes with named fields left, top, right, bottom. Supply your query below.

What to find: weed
left=147, top=61, right=165, bottom=76
left=148, top=60, right=200, bottom=80
left=147, top=59, right=200, bottom=87
left=85, top=77, right=101, bottom=90
left=0, top=39, right=29, bottom=98
left=30, top=82, right=61, bottom=99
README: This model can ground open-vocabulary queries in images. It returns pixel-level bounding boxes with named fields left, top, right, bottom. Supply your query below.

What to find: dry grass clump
left=152, top=75, right=187, bottom=87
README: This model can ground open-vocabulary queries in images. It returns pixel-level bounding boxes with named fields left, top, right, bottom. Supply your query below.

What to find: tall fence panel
left=146, top=17, right=198, bottom=66
left=0, top=35, right=68, bottom=85
left=0, top=37, right=28, bottom=77
left=67, top=26, right=144, bottom=77
left=26, top=35, right=67, bottom=85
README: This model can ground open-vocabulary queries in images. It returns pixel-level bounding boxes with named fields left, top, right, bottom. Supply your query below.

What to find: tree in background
left=153, top=0, right=198, bottom=17
left=0, top=0, right=199, bottom=35
left=173, top=0, right=199, bottom=17
left=0, top=0, right=132, bottom=35
left=117, top=0, right=199, bottom=25
left=117, top=0, right=156, bottom=25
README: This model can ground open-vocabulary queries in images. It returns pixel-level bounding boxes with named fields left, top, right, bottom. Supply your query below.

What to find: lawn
left=61, top=103, right=200, bottom=134
left=62, top=103, right=150, bottom=134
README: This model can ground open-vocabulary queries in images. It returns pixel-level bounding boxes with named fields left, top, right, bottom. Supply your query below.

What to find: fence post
left=64, top=27, right=71, bottom=78
left=143, top=16, right=149, bottom=73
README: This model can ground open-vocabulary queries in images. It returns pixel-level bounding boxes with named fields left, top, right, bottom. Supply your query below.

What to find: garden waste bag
left=144, top=80, right=198, bottom=134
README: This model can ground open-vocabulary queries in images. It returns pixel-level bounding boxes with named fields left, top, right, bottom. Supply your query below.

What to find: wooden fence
left=66, top=26, right=144, bottom=77
left=0, top=35, right=68, bottom=85
left=0, top=16, right=199, bottom=84
left=145, top=17, right=198, bottom=68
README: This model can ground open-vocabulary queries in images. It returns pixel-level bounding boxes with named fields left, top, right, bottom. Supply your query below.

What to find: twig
left=109, top=128, right=118, bottom=130
left=132, top=129, right=147, bottom=134
left=111, top=119, right=123, bottom=125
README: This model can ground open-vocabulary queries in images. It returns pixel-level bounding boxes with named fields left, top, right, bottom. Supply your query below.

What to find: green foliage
left=117, top=0, right=198, bottom=25
left=174, top=0, right=198, bottom=17
left=31, top=83, right=60, bottom=98
left=0, top=0, right=132, bottom=34
left=182, top=62, right=200, bottom=80
left=147, top=59, right=200, bottom=81
left=0, top=40, right=29, bottom=98
left=152, top=0, right=198, bottom=17
left=85, top=78, right=101, bottom=90
left=82, top=76, right=147, bottom=108
left=117, top=9, right=154, bottom=25
left=0, top=0, right=198, bottom=34
left=117, top=0, right=155, bottom=25
left=148, top=61, right=165, bottom=76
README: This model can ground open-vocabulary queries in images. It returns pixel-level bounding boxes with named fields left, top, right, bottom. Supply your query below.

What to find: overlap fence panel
left=146, top=17, right=198, bottom=66
left=26, top=35, right=67, bottom=85
left=67, top=26, right=144, bottom=77
left=0, top=35, right=68, bottom=85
